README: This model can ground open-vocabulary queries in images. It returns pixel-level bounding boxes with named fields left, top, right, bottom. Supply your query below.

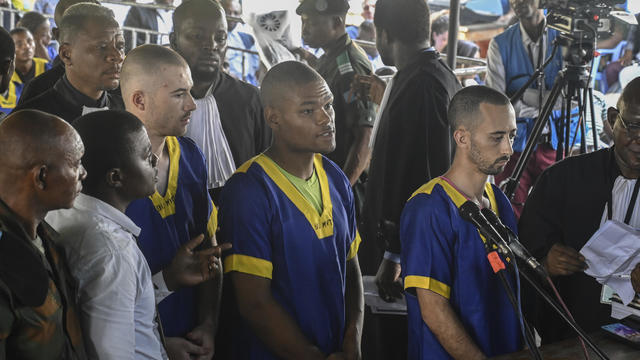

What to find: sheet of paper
left=363, top=275, right=407, bottom=315
left=580, top=220, right=640, bottom=305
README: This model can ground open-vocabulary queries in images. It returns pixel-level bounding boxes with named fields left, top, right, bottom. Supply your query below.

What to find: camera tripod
left=502, top=35, right=600, bottom=200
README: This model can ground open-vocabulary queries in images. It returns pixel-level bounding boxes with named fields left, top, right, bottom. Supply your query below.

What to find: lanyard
left=607, top=179, right=640, bottom=225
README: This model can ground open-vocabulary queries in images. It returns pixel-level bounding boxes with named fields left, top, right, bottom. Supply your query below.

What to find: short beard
left=469, top=140, right=503, bottom=176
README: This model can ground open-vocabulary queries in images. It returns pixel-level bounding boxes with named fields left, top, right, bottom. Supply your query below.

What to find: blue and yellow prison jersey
left=0, top=58, right=51, bottom=114
left=400, top=177, right=522, bottom=359
left=219, top=153, right=361, bottom=359
left=125, top=136, right=217, bottom=337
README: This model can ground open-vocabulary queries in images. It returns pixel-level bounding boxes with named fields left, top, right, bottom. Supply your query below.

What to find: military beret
left=296, top=0, right=350, bottom=15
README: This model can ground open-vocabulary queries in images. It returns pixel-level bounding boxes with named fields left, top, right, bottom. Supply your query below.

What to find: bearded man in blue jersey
left=219, top=60, right=364, bottom=360
left=401, top=86, right=522, bottom=359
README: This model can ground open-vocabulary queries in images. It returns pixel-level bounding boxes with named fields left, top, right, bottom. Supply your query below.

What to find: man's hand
left=543, top=243, right=587, bottom=276
left=350, top=74, right=386, bottom=105
left=165, top=337, right=208, bottom=360
left=631, top=263, right=640, bottom=293
left=375, top=259, right=403, bottom=302
left=621, top=50, right=634, bottom=67
left=186, top=323, right=215, bottom=360
left=163, top=234, right=232, bottom=291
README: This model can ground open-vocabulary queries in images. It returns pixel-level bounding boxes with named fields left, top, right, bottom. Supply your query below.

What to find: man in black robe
left=14, top=3, right=123, bottom=122
left=519, top=77, right=640, bottom=343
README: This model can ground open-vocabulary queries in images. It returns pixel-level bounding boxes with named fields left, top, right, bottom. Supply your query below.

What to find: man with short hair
left=14, top=3, right=124, bottom=122
left=0, top=109, right=87, bottom=360
left=121, top=44, right=221, bottom=360
left=297, top=0, right=376, bottom=191
left=220, top=61, right=364, bottom=360
left=0, top=28, right=51, bottom=114
left=18, top=0, right=101, bottom=105
left=520, top=77, right=640, bottom=343
left=401, top=85, right=521, bottom=359
left=0, top=27, right=15, bottom=119
left=171, top=0, right=271, bottom=197
left=47, top=110, right=229, bottom=359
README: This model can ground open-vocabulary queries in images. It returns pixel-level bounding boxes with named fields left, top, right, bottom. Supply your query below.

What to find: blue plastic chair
left=593, top=40, right=628, bottom=93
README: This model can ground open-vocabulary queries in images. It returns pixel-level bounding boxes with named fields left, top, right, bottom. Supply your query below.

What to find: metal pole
left=447, top=0, right=461, bottom=69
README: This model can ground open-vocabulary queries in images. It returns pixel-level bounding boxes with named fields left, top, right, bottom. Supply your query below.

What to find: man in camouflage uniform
left=0, top=110, right=87, bottom=360
left=297, top=0, right=376, bottom=215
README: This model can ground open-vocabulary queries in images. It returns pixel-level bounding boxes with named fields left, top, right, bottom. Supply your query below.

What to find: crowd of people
left=0, top=0, right=639, bottom=359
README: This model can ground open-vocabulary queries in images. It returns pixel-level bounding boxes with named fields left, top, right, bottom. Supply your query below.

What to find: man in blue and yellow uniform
left=297, top=0, right=376, bottom=202
left=0, top=28, right=50, bottom=114
left=121, top=45, right=224, bottom=359
left=401, top=86, right=522, bottom=359
left=219, top=61, right=364, bottom=360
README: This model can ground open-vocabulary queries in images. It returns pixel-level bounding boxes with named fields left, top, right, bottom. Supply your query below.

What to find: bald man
left=121, top=44, right=222, bottom=360
left=0, top=110, right=87, bottom=359
left=17, top=0, right=101, bottom=106
left=0, top=27, right=15, bottom=119
left=219, top=61, right=363, bottom=360
left=520, top=77, right=640, bottom=343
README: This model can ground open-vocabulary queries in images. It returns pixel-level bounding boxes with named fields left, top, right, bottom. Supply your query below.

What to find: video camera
left=541, top=0, right=632, bottom=40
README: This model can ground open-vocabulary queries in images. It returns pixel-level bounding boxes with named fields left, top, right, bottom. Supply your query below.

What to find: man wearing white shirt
left=519, top=78, right=640, bottom=343
left=47, top=110, right=225, bottom=359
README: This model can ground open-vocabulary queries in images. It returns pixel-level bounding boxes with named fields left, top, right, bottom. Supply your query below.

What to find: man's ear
left=59, top=43, right=72, bottom=67
left=169, top=32, right=177, bottom=50
left=33, top=165, right=48, bottom=191
left=453, top=127, right=469, bottom=148
left=264, top=106, right=280, bottom=131
left=332, top=15, right=345, bottom=29
left=132, top=91, right=146, bottom=112
left=106, top=168, right=123, bottom=188
left=607, top=107, right=619, bottom=129
left=51, top=27, right=59, bottom=41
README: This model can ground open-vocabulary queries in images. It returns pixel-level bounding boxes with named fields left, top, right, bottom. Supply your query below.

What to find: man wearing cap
left=297, top=0, right=376, bottom=217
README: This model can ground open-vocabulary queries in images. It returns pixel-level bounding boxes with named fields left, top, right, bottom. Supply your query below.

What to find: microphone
left=480, top=207, right=549, bottom=279
left=458, top=201, right=513, bottom=273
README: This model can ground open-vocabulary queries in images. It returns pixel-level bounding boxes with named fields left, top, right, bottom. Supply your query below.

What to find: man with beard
left=401, top=86, right=521, bottom=359
left=0, top=110, right=87, bottom=359
left=520, top=77, right=640, bottom=343
left=17, top=0, right=101, bottom=105
left=219, top=61, right=363, bottom=360
left=14, top=3, right=124, bottom=122
left=121, top=44, right=223, bottom=360
left=170, top=0, right=271, bottom=198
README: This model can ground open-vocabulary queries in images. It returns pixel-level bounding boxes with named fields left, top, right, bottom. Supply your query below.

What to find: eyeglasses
left=617, top=113, right=640, bottom=140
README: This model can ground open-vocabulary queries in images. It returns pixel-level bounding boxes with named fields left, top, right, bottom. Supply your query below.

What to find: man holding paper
left=519, top=77, right=640, bottom=343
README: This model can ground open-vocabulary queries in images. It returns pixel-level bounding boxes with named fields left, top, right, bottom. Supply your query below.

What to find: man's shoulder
left=13, top=88, right=68, bottom=116
left=495, top=22, right=520, bottom=42
left=215, top=72, right=260, bottom=102
left=543, top=148, right=612, bottom=179
left=345, top=42, right=373, bottom=72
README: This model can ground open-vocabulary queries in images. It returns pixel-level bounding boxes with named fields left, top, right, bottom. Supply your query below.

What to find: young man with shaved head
left=14, top=3, right=124, bottom=122
left=121, top=44, right=224, bottom=360
left=0, top=110, right=87, bottom=359
left=219, top=61, right=364, bottom=360
left=400, top=86, right=521, bottom=359
left=520, top=77, right=640, bottom=343
left=17, top=0, right=102, bottom=105
left=171, top=0, right=271, bottom=197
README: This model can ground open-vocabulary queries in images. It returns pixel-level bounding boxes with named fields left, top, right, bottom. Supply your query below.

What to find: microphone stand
left=476, top=231, right=542, bottom=360
left=518, top=269, right=610, bottom=360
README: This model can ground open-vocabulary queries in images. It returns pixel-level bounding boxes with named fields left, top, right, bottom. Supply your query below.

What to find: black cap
left=296, top=0, right=349, bottom=15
